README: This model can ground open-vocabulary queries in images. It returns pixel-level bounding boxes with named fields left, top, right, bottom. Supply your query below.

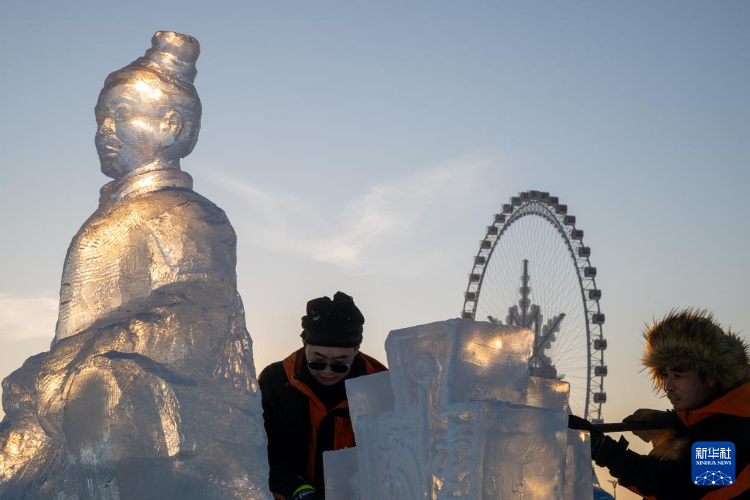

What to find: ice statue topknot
left=102, top=30, right=200, bottom=92
left=143, top=31, right=200, bottom=84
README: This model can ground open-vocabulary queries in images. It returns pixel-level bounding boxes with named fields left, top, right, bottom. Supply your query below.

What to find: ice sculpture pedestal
left=326, top=319, right=592, bottom=499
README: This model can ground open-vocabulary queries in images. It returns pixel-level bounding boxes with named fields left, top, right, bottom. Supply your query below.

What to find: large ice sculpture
left=0, top=32, right=271, bottom=499
left=326, top=319, right=593, bottom=499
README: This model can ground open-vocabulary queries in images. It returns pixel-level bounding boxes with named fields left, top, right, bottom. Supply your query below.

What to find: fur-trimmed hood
left=643, top=309, right=750, bottom=395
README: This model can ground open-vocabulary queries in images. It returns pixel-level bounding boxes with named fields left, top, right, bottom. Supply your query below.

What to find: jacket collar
left=677, top=381, right=750, bottom=427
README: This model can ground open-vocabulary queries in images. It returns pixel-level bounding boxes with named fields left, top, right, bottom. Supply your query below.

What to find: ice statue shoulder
left=0, top=32, right=272, bottom=500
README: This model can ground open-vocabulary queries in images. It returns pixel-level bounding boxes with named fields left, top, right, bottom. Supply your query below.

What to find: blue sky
left=1, top=2, right=748, bottom=496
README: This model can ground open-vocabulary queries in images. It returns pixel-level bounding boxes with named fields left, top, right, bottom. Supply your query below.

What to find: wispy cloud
left=200, top=158, right=486, bottom=274
left=0, top=293, right=58, bottom=341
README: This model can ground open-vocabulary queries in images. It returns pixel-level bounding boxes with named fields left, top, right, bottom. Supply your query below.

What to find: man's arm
left=596, top=441, right=712, bottom=498
left=258, top=365, right=318, bottom=499
left=592, top=414, right=748, bottom=499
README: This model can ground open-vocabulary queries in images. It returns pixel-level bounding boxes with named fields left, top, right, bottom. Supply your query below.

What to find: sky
left=1, top=2, right=749, bottom=497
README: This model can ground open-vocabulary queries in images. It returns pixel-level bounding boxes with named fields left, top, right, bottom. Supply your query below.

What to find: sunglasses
left=307, top=361, right=352, bottom=374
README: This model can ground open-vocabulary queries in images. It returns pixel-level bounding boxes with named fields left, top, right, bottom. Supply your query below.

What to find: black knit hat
left=300, top=291, right=364, bottom=347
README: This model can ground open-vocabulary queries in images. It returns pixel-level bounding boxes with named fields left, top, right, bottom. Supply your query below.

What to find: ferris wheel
left=461, top=190, right=607, bottom=422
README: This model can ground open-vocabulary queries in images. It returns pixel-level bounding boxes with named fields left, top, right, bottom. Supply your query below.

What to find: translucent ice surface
left=385, top=319, right=533, bottom=411
left=355, top=410, right=424, bottom=499
left=352, top=400, right=568, bottom=499
left=480, top=403, right=568, bottom=499
left=565, top=430, right=593, bottom=500
left=451, top=322, right=534, bottom=403
left=346, top=370, right=394, bottom=432
left=324, top=447, right=360, bottom=500
left=526, top=376, right=571, bottom=412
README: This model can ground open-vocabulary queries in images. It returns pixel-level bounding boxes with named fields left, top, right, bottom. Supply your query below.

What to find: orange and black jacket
left=258, top=348, right=387, bottom=499
left=597, top=382, right=750, bottom=499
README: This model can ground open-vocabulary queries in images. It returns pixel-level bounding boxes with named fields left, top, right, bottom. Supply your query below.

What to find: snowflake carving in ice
left=694, top=471, right=733, bottom=486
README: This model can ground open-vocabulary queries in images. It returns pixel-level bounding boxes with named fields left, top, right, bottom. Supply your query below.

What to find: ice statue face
left=95, top=73, right=186, bottom=179
left=662, top=367, right=715, bottom=411
left=304, top=344, right=360, bottom=386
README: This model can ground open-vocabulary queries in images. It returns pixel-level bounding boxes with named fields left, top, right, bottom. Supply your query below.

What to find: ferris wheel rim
left=461, top=190, right=607, bottom=422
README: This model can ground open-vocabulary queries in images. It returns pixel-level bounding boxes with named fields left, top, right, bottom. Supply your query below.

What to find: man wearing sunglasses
left=259, top=291, right=387, bottom=500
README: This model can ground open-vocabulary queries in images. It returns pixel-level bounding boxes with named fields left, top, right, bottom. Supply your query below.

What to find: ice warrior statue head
left=95, top=31, right=201, bottom=179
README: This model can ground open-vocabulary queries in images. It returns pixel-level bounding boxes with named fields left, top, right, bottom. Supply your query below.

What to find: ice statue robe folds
left=52, top=166, right=255, bottom=388
left=57, top=168, right=234, bottom=341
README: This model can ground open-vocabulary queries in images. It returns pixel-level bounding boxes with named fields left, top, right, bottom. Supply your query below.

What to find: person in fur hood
left=571, top=309, right=750, bottom=499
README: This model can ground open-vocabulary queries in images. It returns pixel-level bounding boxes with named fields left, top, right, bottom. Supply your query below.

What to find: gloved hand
left=568, top=415, right=605, bottom=454
left=290, top=485, right=324, bottom=500
left=622, top=408, right=677, bottom=445
left=568, top=415, right=628, bottom=466
left=294, top=492, right=324, bottom=500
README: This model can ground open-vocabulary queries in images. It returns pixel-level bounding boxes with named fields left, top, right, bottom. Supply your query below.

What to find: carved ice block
left=526, top=376, right=571, bottom=412
left=480, top=403, right=568, bottom=499
left=451, top=322, right=534, bottom=403
left=524, top=377, right=593, bottom=499
left=327, top=320, right=575, bottom=500
left=345, top=370, right=394, bottom=436
left=565, top=430, right=593, bottom=500
left=353, top=400, right=568, bottom=500
left=324, top=447, right=360, bottom=500
left=355, top=409, right=425, bottom=500
left=385, top=319, right=533, bottom=411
